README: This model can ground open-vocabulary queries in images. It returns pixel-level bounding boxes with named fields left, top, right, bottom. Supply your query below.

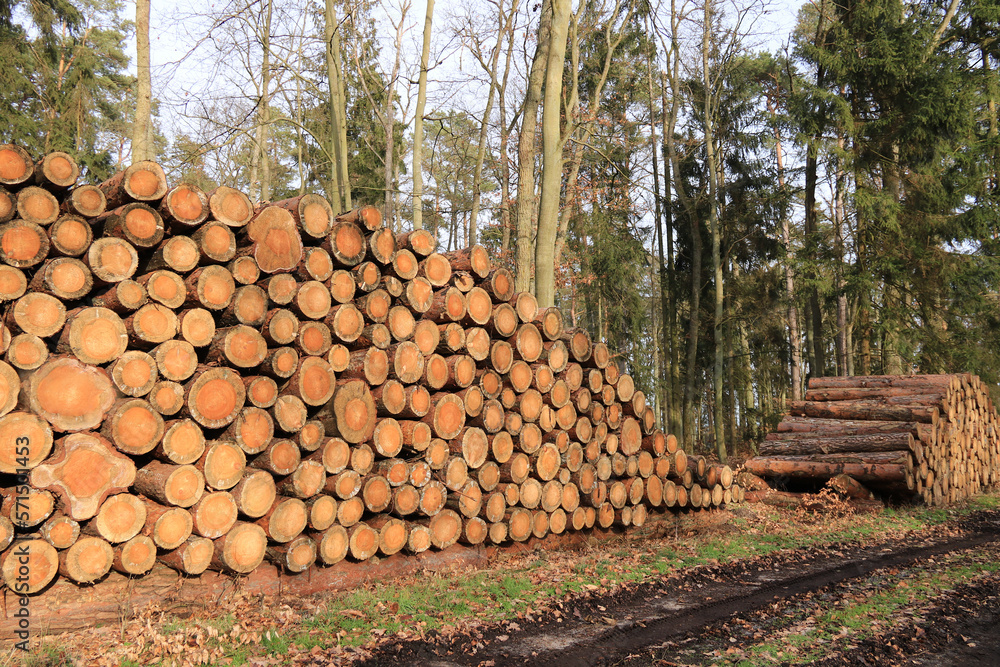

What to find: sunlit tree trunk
left=132, top=0, right=153, bottom=162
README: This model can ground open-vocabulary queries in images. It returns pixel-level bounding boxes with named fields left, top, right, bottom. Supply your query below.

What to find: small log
left=35, top=151, right=79, bottom=189
left=0, top=264, right=26, bottom=302
left=327, top=269, right=357, bottom=305
left=267, top=535, right=318, bottom=573
left=244, top=376, right=279, bottom=409
left=2, top=487, right=54, bottom=528
left=261, top=308, right=299, bottom=347
left=181, top=365, right=245, bottom=429
left=6, top=333, right=47, bottom=370
left=133, top=461, right=205, bottom=509
left=100, top=398, right=164, bottom=456
left=280, top=356, right=335, bottom=407
left=367, top=226, right=395, bottom=264
left=147, top=381, right=185, bottom=416
left=140, top=500, right=193, bottom=550
left=254, top=496, right=308, bottom=543
left=326, top=303, right=365, bottom=343
left=40, top=512, right=80, bottom=549
left=86, top=237, right=139, bottom=283
left=136, top=270, right=185, bottom=311
left=216, top=284, right=268, bottom=329
left=45, top=215, right=94, bottom=262
left=208, top=186, right=254, bottom=227
left=83, top=493, right=146, bottom=543
left=17, top=185, right=60, bottom=225
left=144, top=236, right=200, bottom=275
left=386, top=304, right=416, bottom=342
left=827, top=474, right=876, bottom=500
left=210, top=522, right=267, bottom=573
left=759, top=433, right=915, bottom=456
left=59, top=535, right=113, bottom=583
left=112, top=535, right=157, bottom=575
left=91, top=280, right=146, bottom=318
left=786, top=400, right=939, bottom=424
left=229, top=469, right=277, bottom=519
left=325, top=220, right=367, bottom=267
left=505, top=507, right=532, bottom=542
left=11, top=292, right=65, bottom=338
left=61, top=184, right=106, bottom=218
left=197, top=441, right=246, bottom=490
left=394, top=421, right=431, bottom=455
left=168, top=309, right=213, bottom=350
left=151, top=340, right=198, bottom=383
left=356, top=288, right=392, bottom=323
left=274, top=193, right=333, bottom=239
left=261, top=273, right=298, bottom=305
left=0, top=145, right=34, bottom=185
left=276, top=460, right=326, bottom=499
left=189, top=491, right=239, bottom=539
left=185, top=265, right=236, bottom=311
left=250, top=438, right=300, bottom=477
left=157, top=536, right=213, bottom=575
left=100, top=160, right=168, bottom=209
left=99, top=203, right=165, bottom=248
left=424, top=287, right=466, bottom=324
left=122, top=303, right=179, bottom=349
left=158, top=182, right=209, bottom=228
left=30, top=257, right=93, bottom=301
left=0, top=220, right=49, bottom=268
left=2, top=538, right=58, bottom=593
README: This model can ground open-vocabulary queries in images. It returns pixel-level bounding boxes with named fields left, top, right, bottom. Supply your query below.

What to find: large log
left=758, top=433, right=915, bottom=455
left=743, top=457, right=906, bottom=483
left=786, top=400, right=939, bottom=424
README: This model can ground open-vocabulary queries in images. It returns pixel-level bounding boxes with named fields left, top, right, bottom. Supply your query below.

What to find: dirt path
left=357, top=510, right=1000, bottom=666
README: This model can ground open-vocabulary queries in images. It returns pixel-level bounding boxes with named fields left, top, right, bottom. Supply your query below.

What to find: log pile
left=745, top=374, right=1000, bottom=506
left=0, top=146, right=744, bottom=594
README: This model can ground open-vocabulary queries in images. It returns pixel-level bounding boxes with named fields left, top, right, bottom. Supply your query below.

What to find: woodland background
left=1, top=0, right=998, bottom=462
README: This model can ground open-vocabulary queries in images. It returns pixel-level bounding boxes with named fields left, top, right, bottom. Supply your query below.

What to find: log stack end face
left=0, top=148, right=742, bottom=596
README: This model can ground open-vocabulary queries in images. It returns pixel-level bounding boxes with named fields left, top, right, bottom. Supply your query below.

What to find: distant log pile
left=0, top=145, right=744, bottom=596
left=746, top=374, right=1000, bottom=506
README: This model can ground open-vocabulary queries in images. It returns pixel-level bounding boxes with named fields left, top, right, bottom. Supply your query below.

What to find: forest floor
left=5, top=491, right=1000, bottom=667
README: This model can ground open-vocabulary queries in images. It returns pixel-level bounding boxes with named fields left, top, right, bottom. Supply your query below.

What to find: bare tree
left=460, top=0, right=521, bottom=247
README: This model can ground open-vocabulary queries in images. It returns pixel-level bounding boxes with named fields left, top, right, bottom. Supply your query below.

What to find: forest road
left=356, top=509, right=1000, bottom=666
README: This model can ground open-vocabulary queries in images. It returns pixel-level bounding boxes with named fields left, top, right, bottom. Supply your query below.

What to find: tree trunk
left=324, top=0, right=347, bottom=213
left=411, top=0, right=435, bottom=230
left=132, top=0, right=153, bottom=163
left=533, top=0, right=571, bottom=308
left=514, top=0, right=552, bottom=292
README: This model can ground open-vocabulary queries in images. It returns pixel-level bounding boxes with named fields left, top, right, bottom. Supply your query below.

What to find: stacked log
left=0, top=146, right=743, bottom=596
left=745, top=374, right=1000, bottom=506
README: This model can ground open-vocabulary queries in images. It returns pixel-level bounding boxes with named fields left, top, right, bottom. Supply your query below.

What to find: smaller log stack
left=0, top=144, right=746, bottom=600
left=745, top=374, right=1000, bottom=506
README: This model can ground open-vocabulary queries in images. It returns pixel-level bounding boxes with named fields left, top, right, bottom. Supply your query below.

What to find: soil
left=356, top=509, right=1000, bottom=666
